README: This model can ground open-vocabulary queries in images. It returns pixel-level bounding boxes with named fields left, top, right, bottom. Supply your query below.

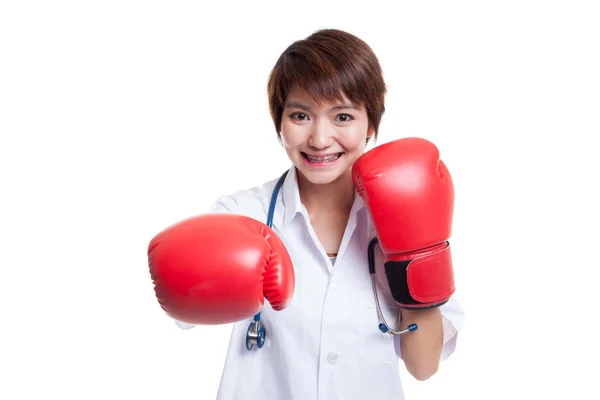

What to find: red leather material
left=147, top=214, right=295, bottom=325
left=407, top=243, right=455, bottom=305
left=353, top=137, right=456, bottom=307
left=353, top=137, right=454, bottom=255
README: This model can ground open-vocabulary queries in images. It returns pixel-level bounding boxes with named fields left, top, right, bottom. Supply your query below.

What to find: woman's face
left=280, top=85, right=373, bottom=186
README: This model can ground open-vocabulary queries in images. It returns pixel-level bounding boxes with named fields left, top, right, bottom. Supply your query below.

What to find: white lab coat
left=177, top=166, right=465, bottom=400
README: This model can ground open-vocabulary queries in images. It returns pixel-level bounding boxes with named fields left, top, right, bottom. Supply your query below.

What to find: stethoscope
left=245, top=170, right=418, bottom=350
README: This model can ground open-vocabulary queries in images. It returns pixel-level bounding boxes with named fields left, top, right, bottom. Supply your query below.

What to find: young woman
left=150, top=28, right=465, bottom=400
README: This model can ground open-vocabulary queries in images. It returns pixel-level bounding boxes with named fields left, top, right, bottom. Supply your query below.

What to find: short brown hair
left=267, top=29, right=386, bottom=143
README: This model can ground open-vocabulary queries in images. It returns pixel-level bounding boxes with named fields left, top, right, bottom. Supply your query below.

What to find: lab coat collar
left=281, top=166, right=302, bottom=228
left=280, top=166, right=366, bottom=229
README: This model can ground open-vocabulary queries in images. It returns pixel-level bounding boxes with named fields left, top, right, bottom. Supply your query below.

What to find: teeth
left=306, top=153, right=340, bottom=162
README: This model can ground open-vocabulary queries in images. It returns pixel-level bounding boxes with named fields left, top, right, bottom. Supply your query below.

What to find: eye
left=290, top=112, right=309, bottom=121
left=335, top=113, right=355, bottom=122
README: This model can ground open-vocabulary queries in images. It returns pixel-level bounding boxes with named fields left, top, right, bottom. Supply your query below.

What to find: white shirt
left=177, top=166, right=465, bottom=400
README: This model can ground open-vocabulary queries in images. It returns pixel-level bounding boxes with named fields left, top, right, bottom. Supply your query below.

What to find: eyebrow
left=284, top=101, right=358, bottom=111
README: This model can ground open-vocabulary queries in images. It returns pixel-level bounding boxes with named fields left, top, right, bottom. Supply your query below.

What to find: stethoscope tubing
left=246, top=170, right=416, bottom=350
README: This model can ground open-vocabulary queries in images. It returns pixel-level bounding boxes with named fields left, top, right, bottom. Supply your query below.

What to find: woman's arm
left=399, top=307, right=443, bottom=381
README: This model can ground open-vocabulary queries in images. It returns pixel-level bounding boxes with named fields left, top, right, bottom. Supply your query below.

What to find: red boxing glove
left=352, top=137, right=455, bottom=309
left=147, top=214, right=295, bottom=325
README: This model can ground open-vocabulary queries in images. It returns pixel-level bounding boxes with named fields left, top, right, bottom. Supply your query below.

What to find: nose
left=308, top=119, right=334, bottom=150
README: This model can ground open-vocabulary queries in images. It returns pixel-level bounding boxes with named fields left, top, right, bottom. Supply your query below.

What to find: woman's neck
left=297, top=168, right=356, bottom=216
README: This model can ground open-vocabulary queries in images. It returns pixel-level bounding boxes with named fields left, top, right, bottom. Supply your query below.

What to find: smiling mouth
left=302, top=152, right=343, bottom=163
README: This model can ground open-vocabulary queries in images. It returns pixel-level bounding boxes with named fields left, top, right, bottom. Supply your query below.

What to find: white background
left=1, top=1, right=599, bottom=399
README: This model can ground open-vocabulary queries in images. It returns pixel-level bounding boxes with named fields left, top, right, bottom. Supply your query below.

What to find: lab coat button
left=327, top=352, right=339, bottom=363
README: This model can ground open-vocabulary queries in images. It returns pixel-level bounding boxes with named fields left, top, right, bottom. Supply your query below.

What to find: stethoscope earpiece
left=369, top=237, right=418, bottom=336
left=379, top=322, right=418, bottom=335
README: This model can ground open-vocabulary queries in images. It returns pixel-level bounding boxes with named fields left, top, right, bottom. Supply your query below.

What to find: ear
left=366, top=126, right=375, bottom=138
left=365, top=126, right=376, bottom=144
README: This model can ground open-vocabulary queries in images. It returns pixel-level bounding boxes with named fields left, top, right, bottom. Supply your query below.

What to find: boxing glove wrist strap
left=384, top=242, right=455, bottom=308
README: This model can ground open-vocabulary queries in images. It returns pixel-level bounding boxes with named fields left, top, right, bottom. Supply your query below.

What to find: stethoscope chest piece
left=246, top=313, right=266, bottom=350
left=245, top=170, right=288, bottom=351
